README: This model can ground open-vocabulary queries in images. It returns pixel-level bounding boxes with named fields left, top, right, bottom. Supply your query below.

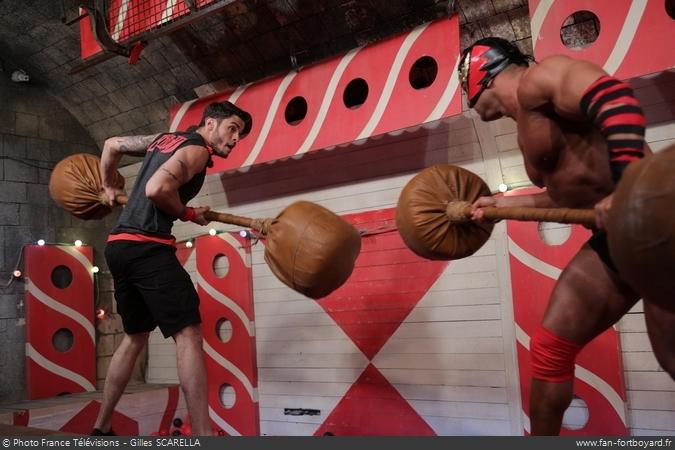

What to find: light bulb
left=185, top=240, right=193, bottom=248
left=498, top=183, right=509, bottom=193
left=37, top=239, right=45, bottom=246
left=11, top=70, right=29, bottom=82
left=91, top=266, right=99, bottom=273
left=74, top=240, right=83, bottom=247
left=209, top=229, right=217, bottom=236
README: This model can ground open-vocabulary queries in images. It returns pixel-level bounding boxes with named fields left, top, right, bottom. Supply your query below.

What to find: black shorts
left=588, top=229, right=618, bottom=274
left=104, top=241, right=201, bottom=338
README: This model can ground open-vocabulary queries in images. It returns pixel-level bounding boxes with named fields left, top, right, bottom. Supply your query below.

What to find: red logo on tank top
left=148, top=135, right=188, bottom=154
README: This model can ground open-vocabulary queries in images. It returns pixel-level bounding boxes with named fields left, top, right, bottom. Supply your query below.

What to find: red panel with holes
left=528, top=0, right=675, bottom=80
left=506, top=188, right=628, bottom=435
left=168, top=17, right=461, bottom=175
left=24, top=245, right=96, bottom=400
left=193, top=234, right=259, bottom=436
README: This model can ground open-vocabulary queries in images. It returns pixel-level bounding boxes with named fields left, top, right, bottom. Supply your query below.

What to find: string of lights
left=2, top=228, right=259, bottom=293
left=3, top=240, right=101, bottom=288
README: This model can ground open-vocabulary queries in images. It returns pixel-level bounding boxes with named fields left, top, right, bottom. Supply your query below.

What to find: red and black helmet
left=459, top=37, right=532, bottom=107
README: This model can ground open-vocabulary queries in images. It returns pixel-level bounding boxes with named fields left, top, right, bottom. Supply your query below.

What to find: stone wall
left=0, top=75, right=133, bottom=403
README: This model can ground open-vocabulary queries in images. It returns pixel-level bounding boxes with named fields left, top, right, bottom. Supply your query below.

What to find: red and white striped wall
left=505, top=188, right=628, bottom=436
left=19, top=234, right=257, bottom=436
left=24, top=245, right=96, bottom=400
left=175, top=234, right=259, bottom=436
left=168, top=17, right=462, bottom=175
left=529, top=0, right=675, bottom=79
left=313, top=208, right=448, bottom=435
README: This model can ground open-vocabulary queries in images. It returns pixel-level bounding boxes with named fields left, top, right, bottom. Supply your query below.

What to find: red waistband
left=107, top=232, right=176, bottom=246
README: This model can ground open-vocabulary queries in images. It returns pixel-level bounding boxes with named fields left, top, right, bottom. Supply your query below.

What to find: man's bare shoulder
left=170, top=144, right=210, bottom=168
left=518, top=55, right=605, bottom=110
left=537, top=54, right=576, bottom=69
left=518, top=56, right=573, bottom=95
left=516, top=58, right=565, bottom=110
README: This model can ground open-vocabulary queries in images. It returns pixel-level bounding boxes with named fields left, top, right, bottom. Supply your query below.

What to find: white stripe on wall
left=357, top=22, right=429, bottom=140
left=26, top=280, right=95, bottom=345
left=25, top=344, right=95, bottom=392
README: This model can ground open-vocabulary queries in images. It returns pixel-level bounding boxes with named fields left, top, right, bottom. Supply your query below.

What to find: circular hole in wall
left=219, top=383, right=236, bottom=409
left=212, top=253, right=230, bottom=278
left=52, top=328, right=74, bottom=352
left=667, top=0, right=675, bottom=19
left=51, top=265, right=73, bottom=289
left=538, top=222, right=572, bottom=246
left=409, top=56, right=438, bottom=90
left=215, top=318, right=233, bottom=343
left=560, top=10, right=601, bottom=50
left=562, top=395, right=590, bottom=430
left=343, top=78, right=369, bottom=109
left=285, top=96, right=308, bottom=125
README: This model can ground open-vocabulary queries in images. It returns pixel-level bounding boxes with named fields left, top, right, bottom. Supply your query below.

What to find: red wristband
left=180, top=207, right=196, bottom=222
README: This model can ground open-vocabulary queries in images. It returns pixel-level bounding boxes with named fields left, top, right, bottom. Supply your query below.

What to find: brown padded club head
left=264, top=201, right=362, bottom=299
left=49, top=153, right=124, bottom=220
left=396, top=164, right=494, bottom=260
left=607, top=144, right=675, bottom=313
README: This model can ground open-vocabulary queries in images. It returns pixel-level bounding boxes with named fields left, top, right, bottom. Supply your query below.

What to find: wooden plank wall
left=124, top=70, right=675, bottom=436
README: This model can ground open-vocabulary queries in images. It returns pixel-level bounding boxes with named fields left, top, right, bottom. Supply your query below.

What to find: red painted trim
left=107, top=233, right=176, bottom=246
left=159, top=386, right=180, bottom=433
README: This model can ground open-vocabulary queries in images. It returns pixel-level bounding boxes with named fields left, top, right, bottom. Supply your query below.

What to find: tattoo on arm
left=176, top=159, right=189, bottom=182
left=160, top=167, right=180, bottom=182
left=159, top=157, right=191, bottom=185
left=117, top=134, right=160, bottom=155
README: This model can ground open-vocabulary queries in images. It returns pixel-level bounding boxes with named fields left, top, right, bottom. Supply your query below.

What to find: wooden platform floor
left=0, top=383, right=181, bottom=436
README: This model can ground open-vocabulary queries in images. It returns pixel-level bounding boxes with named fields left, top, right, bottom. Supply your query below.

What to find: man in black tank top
left=91, top=102, right=252, bottom=436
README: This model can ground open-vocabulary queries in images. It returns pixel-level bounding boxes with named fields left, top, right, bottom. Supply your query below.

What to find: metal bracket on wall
left=446, top=0, right=458, bottom=18
left=60, top=0, right=88, bottom=25
left=69, top=0, right=238, bottom=75
left=184, top=0, right=198, bottom=12
left=80, top=0, right=131, bottom=58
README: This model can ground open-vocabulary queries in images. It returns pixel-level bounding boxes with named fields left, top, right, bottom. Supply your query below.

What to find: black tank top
left=110, top=132, right=212, bottom=239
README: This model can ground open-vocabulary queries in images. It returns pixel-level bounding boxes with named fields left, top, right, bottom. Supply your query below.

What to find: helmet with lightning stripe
left=459, top=37, right=533, bottom=107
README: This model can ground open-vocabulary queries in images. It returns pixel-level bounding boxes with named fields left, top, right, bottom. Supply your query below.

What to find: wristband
left=180, top=207, right=196, bottom=222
